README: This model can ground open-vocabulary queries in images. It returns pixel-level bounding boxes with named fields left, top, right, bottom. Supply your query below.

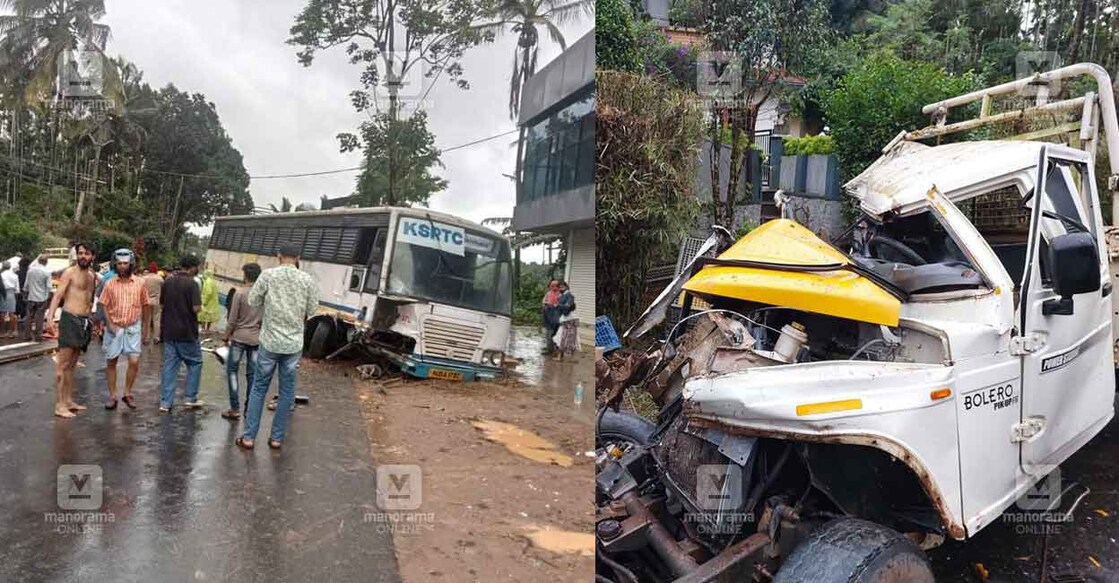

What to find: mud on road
left=352, top=363, right=595, bottom=583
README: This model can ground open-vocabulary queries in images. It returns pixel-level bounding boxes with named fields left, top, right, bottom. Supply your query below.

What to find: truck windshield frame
left=385, top=217, right=514, bottom=317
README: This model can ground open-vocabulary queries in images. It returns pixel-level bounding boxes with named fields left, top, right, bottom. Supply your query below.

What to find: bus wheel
left=307, top=319, right=335, bottom=360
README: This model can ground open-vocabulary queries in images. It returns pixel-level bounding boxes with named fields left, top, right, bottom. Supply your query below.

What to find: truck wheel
left=307, top=319, right=334, bottom=360
left=596, top=409, right=656, bottom=448
left=774, top=518, right=934, bottom=583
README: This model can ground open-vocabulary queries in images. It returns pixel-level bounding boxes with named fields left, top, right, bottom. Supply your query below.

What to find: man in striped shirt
left=99, top=249, right=149, bottom=410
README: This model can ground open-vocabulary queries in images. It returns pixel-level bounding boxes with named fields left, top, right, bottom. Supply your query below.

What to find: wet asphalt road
left=930, top=393, right=1119, bottom=582
left=0, top=342, right=399, bottom=583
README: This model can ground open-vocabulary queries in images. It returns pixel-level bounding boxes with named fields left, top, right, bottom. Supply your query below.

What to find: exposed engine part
left=773, top=322, right=808, bottom=363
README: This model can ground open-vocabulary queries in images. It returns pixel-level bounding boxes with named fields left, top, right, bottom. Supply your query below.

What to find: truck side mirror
left=1043, top=231, right=1101, bottom=316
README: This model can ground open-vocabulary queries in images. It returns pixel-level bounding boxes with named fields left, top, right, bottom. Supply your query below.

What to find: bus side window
left=363, top=229, right=388, bottom=293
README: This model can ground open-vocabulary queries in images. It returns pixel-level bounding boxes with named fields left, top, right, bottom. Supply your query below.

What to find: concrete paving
left=0, top=341, right=399, bottom=583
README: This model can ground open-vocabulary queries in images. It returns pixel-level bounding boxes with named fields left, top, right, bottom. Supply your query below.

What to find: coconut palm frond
left=541, top=20, right=566, bottom=51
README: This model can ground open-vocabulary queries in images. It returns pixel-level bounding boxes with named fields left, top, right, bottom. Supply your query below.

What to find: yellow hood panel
left=682, top=219, right=901, bottom=326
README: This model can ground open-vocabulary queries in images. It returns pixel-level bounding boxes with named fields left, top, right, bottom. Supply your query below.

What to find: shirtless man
left=44, top=241, right=97, bottom=419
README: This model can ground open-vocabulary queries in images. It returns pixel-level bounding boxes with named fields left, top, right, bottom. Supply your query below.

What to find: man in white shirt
left=1, top=262, right=18, bottom=337
left=22, top=255, right=52, bottom=341
left=5, top=252, right=22, bottom=274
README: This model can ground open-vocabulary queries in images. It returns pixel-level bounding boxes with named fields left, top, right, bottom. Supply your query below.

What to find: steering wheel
left=868, top=235, right=927, bottom=266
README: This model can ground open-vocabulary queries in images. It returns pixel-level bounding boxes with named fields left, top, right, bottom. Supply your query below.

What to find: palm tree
left=269, top=197, right=294, bottom=213
left=0, top=0, right=114, bottom=212
left=474, top=0, right=592, bottom=120
left=0, top=0, right=111, bottom=104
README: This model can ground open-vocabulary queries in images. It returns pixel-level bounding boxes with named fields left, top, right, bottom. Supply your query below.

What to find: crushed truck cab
left=597, top=63, right=1119, bottom=583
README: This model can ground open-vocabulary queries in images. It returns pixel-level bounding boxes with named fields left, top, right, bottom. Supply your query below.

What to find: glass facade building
left=519, top=87, right=595, bottom=204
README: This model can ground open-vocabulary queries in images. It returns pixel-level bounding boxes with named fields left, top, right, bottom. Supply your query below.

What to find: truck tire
left=774, top=518, right=933, bottom=583
left=597, top=409, right=656, bottom=447
left=307, top=319, right=334, bottom=360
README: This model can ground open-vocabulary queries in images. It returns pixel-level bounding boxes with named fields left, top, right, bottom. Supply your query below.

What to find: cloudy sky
left=101, top=0, right=592, bottom=233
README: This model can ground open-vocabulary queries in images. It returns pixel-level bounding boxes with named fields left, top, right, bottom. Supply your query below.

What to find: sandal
left=268, top=439, right=282, bottom=450
left=221, top=409, right=241, bottom=420
left=121, top=395, right=136, bottom=409
left=104, top=398, right=117, bottom=410
left=235, top=436, right=254, bottom=450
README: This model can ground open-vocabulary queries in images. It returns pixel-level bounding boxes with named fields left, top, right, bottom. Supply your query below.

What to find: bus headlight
left=482, top=351, right=504, bottom=367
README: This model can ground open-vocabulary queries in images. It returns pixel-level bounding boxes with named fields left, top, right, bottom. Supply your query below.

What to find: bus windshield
left=386, top=217, right=513, bottom=316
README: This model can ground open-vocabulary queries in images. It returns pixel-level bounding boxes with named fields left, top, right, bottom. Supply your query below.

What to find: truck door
left=1019, top=148, right=1115, bottom=475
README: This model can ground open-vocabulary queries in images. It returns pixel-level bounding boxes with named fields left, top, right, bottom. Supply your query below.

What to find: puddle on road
left=506, top=326, right=594, bottom=422
left=471, top=419, right=574, bottom=467
left=524, top=529, right=595, bottom=556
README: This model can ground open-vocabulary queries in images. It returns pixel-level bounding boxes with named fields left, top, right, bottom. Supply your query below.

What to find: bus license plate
left=430, top=369, right=464, bottom=381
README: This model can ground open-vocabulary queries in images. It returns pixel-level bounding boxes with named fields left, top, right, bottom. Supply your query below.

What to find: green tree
left=0, top=212, right=40, bottom=257
left=340, top=110, right=448, bottom=207
left=595, top=0, right=641, bottom=73
left=135, top=85, right=253, bottom=246
left=289, top=0, right=490, bottom=120
left=596, top=71, right=703, bottom=327
left=824, top=52, right=978, bottom=180
left=474, top=0, right=592, bottom=119
left=702, top=0, right=831, bottom=229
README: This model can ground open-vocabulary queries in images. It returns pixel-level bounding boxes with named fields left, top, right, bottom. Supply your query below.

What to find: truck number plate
left=429, top=369, right=464, bottom=381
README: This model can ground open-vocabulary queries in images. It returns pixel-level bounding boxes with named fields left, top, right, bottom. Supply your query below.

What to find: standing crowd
left=35, top=240, right=319, bottom=451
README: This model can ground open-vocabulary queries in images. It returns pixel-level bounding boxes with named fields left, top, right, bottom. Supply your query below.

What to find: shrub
left=596, top=0, right=642, bottom=73
left=0, top=213, right=41, bottom=258
left=597, top=71, right=704, bottom=328
left=824, top=52, right=978, bottom=180
left=782, top=134, right=835, bottom=156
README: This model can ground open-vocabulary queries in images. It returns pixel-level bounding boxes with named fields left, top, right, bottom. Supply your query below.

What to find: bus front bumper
left=393, top=354, right=503, bottom=382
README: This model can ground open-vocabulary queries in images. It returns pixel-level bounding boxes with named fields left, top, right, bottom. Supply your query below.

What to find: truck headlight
left=482, top=351, right=504, bottom=366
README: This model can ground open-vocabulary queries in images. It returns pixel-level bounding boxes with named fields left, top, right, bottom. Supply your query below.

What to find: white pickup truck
left=595, top=63, right=1119, bottom=582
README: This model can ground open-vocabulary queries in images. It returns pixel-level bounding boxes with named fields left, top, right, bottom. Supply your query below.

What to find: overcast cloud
left=101, top=0, right=592, bottom=236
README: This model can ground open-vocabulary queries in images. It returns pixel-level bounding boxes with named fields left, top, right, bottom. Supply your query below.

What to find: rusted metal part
left=685, top=416, right=968, bottom=541
left=905, top=97, right=1087, bottom=142
left=620, top=491, right=700, bottom=576
left=669, top=532, right=772, bottom=583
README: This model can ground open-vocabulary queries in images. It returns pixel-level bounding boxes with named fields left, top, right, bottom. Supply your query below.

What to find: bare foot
left=65, top=402, right=87, bottom=411
left=54, top=407, right=76, bottom=419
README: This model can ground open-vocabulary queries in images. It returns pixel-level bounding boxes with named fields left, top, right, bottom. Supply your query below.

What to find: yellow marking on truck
left=795, top=398, right=863, bottom=416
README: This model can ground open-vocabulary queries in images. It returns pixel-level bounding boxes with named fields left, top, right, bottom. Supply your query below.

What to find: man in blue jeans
left=236, top=243, right=318, bottom=450
left=221, top=263, right=262, bottom=420
left=158, top=254, right=204, bottom=412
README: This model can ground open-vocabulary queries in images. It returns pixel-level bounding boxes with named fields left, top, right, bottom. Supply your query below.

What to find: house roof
left=843, top=140, right=1091, bottom=217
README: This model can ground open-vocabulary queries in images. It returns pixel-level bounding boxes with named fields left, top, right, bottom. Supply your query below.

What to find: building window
left=520, top=87, right=594, bottom=203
